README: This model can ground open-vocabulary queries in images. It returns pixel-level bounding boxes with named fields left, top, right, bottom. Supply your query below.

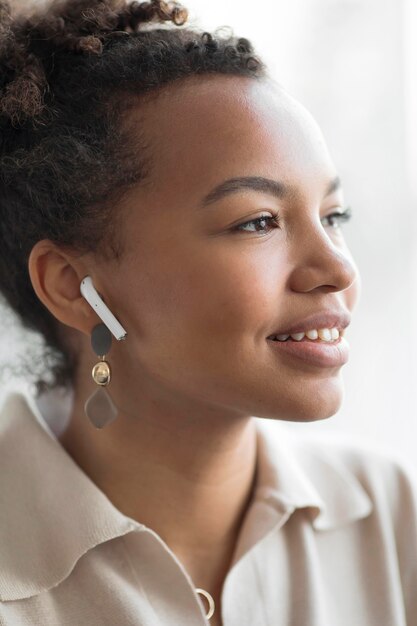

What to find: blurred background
left=0, top=0, right=416, bottom=468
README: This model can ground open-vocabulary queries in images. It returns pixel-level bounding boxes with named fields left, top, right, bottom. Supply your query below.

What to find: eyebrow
left=199, top=175, right=342, bottom=208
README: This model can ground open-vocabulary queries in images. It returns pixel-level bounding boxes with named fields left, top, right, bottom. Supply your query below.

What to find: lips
left=267, top=309, right=351, bottom=338
left=267, top=333, right=350, bottom=367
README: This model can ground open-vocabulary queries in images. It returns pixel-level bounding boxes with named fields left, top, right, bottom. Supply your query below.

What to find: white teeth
left=330, top=328, right=340, bottom=340
left=318, top=328, right=332, bottom=341
left=271, top=328, right=341, bottom=342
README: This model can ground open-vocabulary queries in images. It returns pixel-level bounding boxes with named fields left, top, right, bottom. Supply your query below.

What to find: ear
left=28, top=239, right=98, bottom=336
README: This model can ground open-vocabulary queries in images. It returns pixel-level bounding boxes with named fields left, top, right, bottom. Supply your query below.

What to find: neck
left=58, top=379, right=259, bottom=595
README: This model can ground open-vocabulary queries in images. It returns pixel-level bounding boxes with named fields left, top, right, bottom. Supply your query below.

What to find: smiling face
left=84, top=74, right=360, bottom=424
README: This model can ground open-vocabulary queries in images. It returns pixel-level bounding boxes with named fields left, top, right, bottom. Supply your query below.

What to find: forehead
left=127, top=75, right=336, bottom=204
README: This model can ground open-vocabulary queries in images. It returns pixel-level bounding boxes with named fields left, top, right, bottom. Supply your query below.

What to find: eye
left=233, top=206, right=352, bottom=236
left=233, top=213, right=281, bottom=235
left=321, top=206, right=353, bottom=229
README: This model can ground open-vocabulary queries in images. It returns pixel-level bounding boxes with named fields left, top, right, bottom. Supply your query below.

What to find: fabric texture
left=0, top=390, right=416, bottom=625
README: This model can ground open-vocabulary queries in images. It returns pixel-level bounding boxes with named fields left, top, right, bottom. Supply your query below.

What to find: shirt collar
left=254, top=419, right=373, bottom=531
left=0, top=390, right=372, bottom=602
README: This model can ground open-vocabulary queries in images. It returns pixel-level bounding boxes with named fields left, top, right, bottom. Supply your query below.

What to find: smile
left=269, top=327, right=342, bottom=343
left=267, top=333, right=349, bottom=367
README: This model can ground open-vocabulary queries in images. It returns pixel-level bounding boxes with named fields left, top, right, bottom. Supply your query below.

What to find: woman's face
left=87, top=74, right=360, bottom=424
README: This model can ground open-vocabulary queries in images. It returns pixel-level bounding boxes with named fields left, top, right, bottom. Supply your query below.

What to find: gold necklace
left=195, top=588, right=215, bottom=620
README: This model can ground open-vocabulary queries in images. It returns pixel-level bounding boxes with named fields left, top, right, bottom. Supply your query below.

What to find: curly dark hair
left=0, top=0, right=268, bottom=396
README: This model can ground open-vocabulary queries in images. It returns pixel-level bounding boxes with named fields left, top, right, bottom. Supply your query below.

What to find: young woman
left=0, top=1, right=416, bottom=624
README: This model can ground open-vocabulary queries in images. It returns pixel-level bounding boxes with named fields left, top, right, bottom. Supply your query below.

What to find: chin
left=288, top=390, right=344, bottom=423
left=263, top=379, right=344, bottom=423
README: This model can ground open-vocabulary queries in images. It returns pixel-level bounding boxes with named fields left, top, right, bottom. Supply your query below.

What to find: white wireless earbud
left=80, top=275, right=127, bottom=341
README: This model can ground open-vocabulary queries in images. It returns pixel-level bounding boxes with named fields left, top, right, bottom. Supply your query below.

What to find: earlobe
left=27, top=239, right=91, bottom=334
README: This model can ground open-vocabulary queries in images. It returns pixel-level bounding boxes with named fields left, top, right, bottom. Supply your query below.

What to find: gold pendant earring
left=84, top=323, right=118, bottom=429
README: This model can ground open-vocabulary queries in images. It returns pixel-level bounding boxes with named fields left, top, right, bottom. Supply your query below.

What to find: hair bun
left=0, top=1, right=47, bottom=126
left=0, top=1, right=13, bottom=60
left=0, top=0, right=189, bottom=127
left=0, top=53, right=47, bottom=126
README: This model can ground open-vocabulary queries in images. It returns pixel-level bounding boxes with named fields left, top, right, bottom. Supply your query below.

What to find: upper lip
left=267, top=309, right=351, bottom=337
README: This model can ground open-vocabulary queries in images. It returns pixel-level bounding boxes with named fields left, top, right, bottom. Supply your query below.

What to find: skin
left=28, top=74, right=360, bottom=626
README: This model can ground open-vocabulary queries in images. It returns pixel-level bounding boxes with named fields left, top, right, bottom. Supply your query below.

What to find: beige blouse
left=0, top=390, right=416, bottom=625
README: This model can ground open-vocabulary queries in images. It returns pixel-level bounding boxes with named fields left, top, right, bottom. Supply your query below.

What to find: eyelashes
left=233, top=205, right=352, bottom=235
left=322, top=206, right=352, bottom=229
left=234, top=214, right=281, bottom=234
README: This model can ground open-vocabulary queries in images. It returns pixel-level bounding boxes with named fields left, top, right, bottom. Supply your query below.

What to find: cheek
left=119, top=256, right=269, bottom=396
left=178, top=258, right=278, bottom=340
left=139, top=250, right=279, bottom=366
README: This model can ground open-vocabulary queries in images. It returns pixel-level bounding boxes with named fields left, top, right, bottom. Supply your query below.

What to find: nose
left=288, top=222, right=358, bottom=294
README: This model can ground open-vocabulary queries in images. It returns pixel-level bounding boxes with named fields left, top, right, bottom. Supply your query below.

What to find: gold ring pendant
left=195, top=588, right=215, bottom=620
